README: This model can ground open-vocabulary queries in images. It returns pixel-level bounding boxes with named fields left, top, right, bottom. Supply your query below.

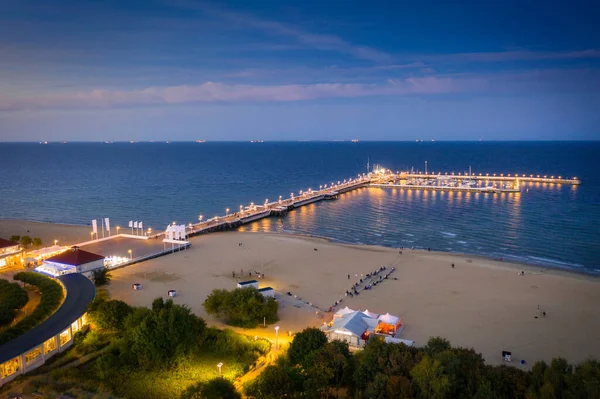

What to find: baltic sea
left=0, top=141, right=598, bottom=273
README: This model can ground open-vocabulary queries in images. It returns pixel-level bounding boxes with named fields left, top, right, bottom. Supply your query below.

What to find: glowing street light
left=128, top=249, right=132, bottom=259
left=54, top=239, right=58, bottom=246
left=116, top=226, right=120, bottom=234
left=275, top=325, right=280, bottom=350
left=199, top=215, right=204, bottom=222
left=217, top=362, right=223, bottom=377
left=90, top=232, right=94, bottom=240
left=225, top=208, right=229, bottom=216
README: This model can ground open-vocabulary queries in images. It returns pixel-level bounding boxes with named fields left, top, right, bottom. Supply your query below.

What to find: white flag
left=128, top=220, right=133, bottom=228
left=139, top=221, right=143, bottom=229
left=92, top=219, right=98, bottom=234
left=104, top=218, right=110, bottom=232
left=134, top=221, right=138, bottom=228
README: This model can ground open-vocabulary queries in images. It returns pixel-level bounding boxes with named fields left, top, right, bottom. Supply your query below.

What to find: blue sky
left=1, top=0, right=599, bottom=141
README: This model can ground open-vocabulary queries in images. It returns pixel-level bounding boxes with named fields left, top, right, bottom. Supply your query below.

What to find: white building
left=258, top=287, right=275, bottom=298
left=0, top=238, right=21, bottom=269
left=237, top=280, right=259, bottom=289
left=37, top=247, right=105, bottom=277
left=322, top=307, right=410, bottom=348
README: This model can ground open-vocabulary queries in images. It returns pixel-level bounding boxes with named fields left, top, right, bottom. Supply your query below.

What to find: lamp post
left=116, top=226, right=120, bottom=235
left=217, top=362, right=223, bottom=377
left=199, top=215, right=203, bottom=223
left=54, top=239, right=58, bottom=246
left=128, top=249, right=132, bottom=260
left=90, top=232, right=94, bottom=240
left=226, top=208, right=229, bottom=217
left=275, top=326, right=280, bottom=350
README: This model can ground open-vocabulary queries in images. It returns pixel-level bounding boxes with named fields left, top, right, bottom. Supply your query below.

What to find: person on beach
left=452, top=263, right=455, bottom=268
left=232, top=271, right=235, bottom=278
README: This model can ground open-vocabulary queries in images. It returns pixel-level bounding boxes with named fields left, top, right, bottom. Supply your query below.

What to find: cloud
left=166, top=0, right=392, bottom=63
left=0, top=77, right=484, bottom=111
left=417, top=49, right=600, bottom=63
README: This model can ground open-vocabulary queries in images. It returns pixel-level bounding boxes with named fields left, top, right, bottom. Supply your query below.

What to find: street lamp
left=226, top=208, right=229, bottom=216
left=198, top=215, right=203, bottom=222
left=116, top=226, right=120, bottom=234
left=217, top=362, right=223, bottom=377
left=128, top=249, right=132, bottom=260
left=90, top=232, right=94, bottom=240
left=275, top=326, right=280, bottom=350
left=54, top=239, right=58, bottom=246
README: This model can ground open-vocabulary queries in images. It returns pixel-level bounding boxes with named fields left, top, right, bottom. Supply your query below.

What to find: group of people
left=232, top=268, right=266, bottom=279
left=339, top=266, right=397, bottom=305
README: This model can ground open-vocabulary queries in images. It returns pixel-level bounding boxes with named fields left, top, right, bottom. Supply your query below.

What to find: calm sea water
left=0, top=142, right=598, bottom=273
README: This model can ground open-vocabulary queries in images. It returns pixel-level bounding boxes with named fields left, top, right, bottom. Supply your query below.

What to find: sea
left=0, top=141, right=598, bottom=274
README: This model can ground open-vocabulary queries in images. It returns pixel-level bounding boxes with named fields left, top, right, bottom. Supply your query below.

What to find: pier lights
left=90, top=232, right=94, bottom=240
left=544, top=176, right=547, bottom=178
left=189, top=223, right=193, bottom=229
left=225, top=208, right=229, bottom=216
left=319, top=185, right=323, bottom=190
left=559, top=176, right=562, bottom=179
left=299, top=190, right=303, bottom=195
left=128, top=249, right=132, bottom=260
left=240, top=205, right=243, bottom=213
left=508, top=174, right=511, bottom=177
left=551, top=176, right=554, bottom=179
left=116, top=226, right=120, bottom=234
left=493, top=174, right=496, bottom=177
left=500, top=174, right=504, bottom=177
left=199, top=215, right=203, bottom=222
left=172, top=221, right=176, bottom=225
left=537, top=175, right=540, bottom=178
left=523, top=174, right=526, bottom=177
left=324, top=184, right=327, bottom=188
left=337, top=181, right=341, bottom=185
left=148, top=228, right=152, bottom=235
left=54, top=239, right=58, bottom=246
left=217, top=362, right=223, bottom=377
left=275, top=326, right=280, bottom=350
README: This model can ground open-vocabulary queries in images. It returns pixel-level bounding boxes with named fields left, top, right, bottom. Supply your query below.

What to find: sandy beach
left=104, top=231, right=600, bottom=367
left=2, top=220, right=599, bottom=367
left=0, top=220, right=90, bottom=247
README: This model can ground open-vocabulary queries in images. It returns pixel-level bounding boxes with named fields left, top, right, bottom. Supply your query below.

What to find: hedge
left=0, top=272, right=65, bottom=345
left=0, top=279, right=29, bottom=327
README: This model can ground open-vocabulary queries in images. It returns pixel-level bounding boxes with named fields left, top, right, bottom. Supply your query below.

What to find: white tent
left=334, top=306, right=356, bottom=319
left=362, top=309, right=380, bottom=319
left=378, top=313, right=400, bottom=325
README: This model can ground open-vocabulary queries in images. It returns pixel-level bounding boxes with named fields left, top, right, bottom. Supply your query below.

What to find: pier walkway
left=396, top=172, right=580, bottom=185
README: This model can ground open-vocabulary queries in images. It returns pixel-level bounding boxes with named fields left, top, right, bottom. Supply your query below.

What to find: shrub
left=0, top=272, right=64, bottom=344
left=203, top=287, right=278, bottom=328
left=180, top=378, right=241, bottom=399
left=91, top=267, right=112, bottom=286
left=0, top=278, right=29, bottom=327
left=91, top=300, right=133, bottom=331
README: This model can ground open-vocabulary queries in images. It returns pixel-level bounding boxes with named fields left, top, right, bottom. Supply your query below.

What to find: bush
left=180, top=378, right=241, bottom=399
left=0, top=278, right=29, bottom=327
left=126, top=298, right=207, bottom=369
left=91, top=300, right=133, bottom=331
left=0, top=272, right=64, bottom=344
left=203, top=287, right=278, bottom=328
left=91, top=267, right=112, bottom=286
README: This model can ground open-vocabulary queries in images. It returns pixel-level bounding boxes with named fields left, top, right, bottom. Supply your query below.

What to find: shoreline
left=1, top=219, right=598, bottom=278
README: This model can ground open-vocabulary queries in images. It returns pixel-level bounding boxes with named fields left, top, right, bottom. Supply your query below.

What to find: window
left=25, top=347, right=42, bottom=364
left=44, top=337, right=57, bottom=353
left=59, top=328, right=71, bottom=346
left=1, top=357, right=21, bottom=377
left=71, top=320, right=79, bottom=333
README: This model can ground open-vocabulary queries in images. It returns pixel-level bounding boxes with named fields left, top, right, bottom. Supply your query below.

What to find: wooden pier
left=147, top=166, right=579, bottom=240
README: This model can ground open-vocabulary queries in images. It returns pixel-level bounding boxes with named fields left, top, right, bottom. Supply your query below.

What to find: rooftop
left=0, top=274, right=96, bottom=364
left=258, top=287, right=273, bottom=292
left=238, top=280, right=258, bottom=285
left=0, top=238, right=19, bottom=249
left=45, top=247, right=104, bottom=266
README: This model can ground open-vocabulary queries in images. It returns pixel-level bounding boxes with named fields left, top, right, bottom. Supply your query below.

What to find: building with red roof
left=37, top=247, right=105, bottom=277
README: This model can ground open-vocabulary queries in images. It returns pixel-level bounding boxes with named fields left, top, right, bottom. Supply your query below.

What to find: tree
left=424, top=337, right=451, bottom=357
left=303, top=340, right=354, bottom=396
left=410, top=355, right=449, bottom=399
left=180, top=378, right=240, bottom=399
left=288, top=327, right=328, bottom=365
left=246, top=363, right=302, bottom=399
left=91, top=267, right=112, bottom=286
left=203, top=287, right=278, bottom=328
left=128, top=298, right=207, bottom=368
left=92, top=300, right=133, bottom=331
left=9, top=235, right=20, bottom=242
left=32, top=237, right=43, bottom=247
left=19, top=235, right=33, bottom=248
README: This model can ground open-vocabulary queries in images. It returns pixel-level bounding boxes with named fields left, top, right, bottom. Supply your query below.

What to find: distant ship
left=40, top=141, right=48, bottom=145
left=196, top=140, right=206, bottom=143
left=104, top=141, right=113, bottom=144
left=250, top=140, right=264, bottom=143
left=351, top=139, right=359, bottom=143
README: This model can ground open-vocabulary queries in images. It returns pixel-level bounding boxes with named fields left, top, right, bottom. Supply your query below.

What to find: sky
left=0, top=0, right=599, bottom=141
